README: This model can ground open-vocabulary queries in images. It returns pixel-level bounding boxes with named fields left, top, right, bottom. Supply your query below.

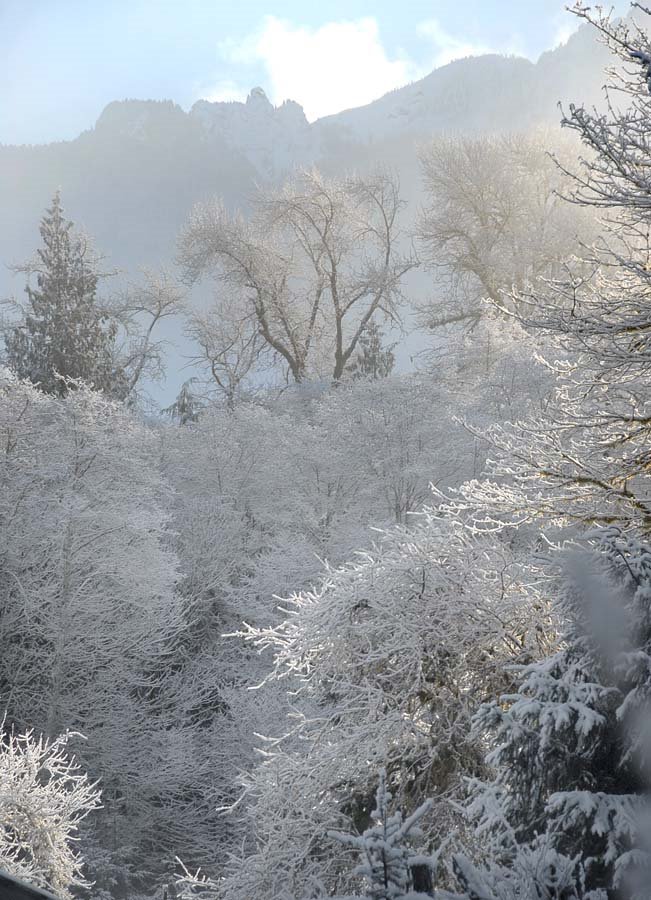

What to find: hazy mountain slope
left=0, top=100, right=256, bottom=287
left=0, top=24, right=610, bottom=402
left=316, top=23, right=607, bottom=144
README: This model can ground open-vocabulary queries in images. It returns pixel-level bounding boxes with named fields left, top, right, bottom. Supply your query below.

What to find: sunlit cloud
left=206, top=15, right=529, bottom=121
left=214, top=16, right=420, bottom=121
left=204, top=79, right=249, bottom=104
left=416, top=19, right=497, bottom=68
left=550, top=17, right=579, bottom=49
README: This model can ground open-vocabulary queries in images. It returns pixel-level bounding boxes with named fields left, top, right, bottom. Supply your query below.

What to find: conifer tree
left=163, top=378, right=203, bottom=425
left=4, top=193, right=125, bottom=398
left=347, top=321, right=396, bottom=381
left=328, top=771, right=436, bottom=900
left=442, top=530, right=651, bottom=900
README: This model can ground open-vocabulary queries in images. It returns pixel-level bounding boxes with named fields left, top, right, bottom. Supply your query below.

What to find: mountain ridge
left=0, top=22, right=611, bottom=400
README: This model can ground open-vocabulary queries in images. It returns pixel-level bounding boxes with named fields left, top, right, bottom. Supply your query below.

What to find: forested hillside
left=1, top=3, right=650, bottom=900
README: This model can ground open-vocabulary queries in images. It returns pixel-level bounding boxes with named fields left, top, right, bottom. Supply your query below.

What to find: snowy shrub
left=0, top=725, right=101, bottom=899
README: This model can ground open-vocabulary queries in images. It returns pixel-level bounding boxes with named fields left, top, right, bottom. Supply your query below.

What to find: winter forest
left=2, top=2, right=651, bottom=898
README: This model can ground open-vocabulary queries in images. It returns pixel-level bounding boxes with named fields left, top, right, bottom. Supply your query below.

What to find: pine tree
left=347, top=321, right=396, bottom=381
left=163, top=378, right=203, bottom=424
left=328, top=771, right=436, bottom=900
left=4, top=192, right=125, bottom=398
left=445, top=529, right=651, bottom=900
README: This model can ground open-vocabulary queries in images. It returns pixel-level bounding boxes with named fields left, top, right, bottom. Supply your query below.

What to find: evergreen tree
left=347, top=321, right=396, bottom=381
left=443, top=529, right=651, bottom=899
left=4, top=192, right=125, bottom=398
left=328, top=771, right=436, bottom=900
left=163, top=378, right=203, bottom=425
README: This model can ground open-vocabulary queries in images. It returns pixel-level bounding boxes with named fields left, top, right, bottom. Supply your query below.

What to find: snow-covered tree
left=443, top=3, right=651, bottom=534
left=110, top=267, right=186, bottom=401
left=316, top=376, right=475, bottom=522
left=328, top=771, right=437, bottom=900
left=179, top=168, right=415, bottom=384
left=346, top=321, right=396, bottom=381
left=437, top=528, right=651, bottom=900
left=184, top=292, right=264, bottom=409
left=0, top=368, right=194, bottom=894
left=4, top=193, right=124, bottom=398
left=164, top=377, right=204, bottom=424
left=0, top=726, right=101, bottom=899
left=417, top=129, right=591, bottom=333
left=220, top=510, right=546, bottom=900
left=2, top=197, right=183, bottom=403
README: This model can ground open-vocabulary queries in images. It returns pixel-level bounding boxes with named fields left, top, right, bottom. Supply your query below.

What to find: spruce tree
left=444, top=530, right=651, bottom=900
left=5, top=192, right=125, bottom=398
left=163, top=378, right=203, bottom=424
left=329, top=771, right=437, bottom=900
left=347, top=320, right=396, bottom=381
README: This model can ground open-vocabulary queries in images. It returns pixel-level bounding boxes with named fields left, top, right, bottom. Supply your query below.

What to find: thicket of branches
left=3, top=4, right=651, bottom=899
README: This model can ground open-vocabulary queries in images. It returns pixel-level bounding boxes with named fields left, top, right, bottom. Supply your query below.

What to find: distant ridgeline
left=0, top=21, right=607, bottom=287
left=0, top=22, right=609, bottom=403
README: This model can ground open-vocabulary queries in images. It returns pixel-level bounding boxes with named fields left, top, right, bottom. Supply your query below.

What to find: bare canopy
left=417, top=130, right=592, bottom=331
left=178, top=168, right=416, bottom=384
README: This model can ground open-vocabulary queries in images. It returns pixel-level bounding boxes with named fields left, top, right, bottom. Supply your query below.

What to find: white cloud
left=207, top=15, right=527, bottom=121
left=216, top=16, right=420, bottom=121
left=550, top=11, right=579, bottom=50
left=551, top=23, right=577, bottom=48
left=205, top=79, right=248, bottom=104
left=416, top=19, right=496, bottom=68
left=417, top=18, right=526, bottom=67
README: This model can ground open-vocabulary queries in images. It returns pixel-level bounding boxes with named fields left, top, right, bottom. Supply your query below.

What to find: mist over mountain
left=0, top=23, right=610, bottom=402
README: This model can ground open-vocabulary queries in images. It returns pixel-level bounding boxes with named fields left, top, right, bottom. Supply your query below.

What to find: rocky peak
left=246, top=86, right=273, bottom=108
left=94, top=99, right=187, bottom=140
left=190, top=89, right=315, bottom=177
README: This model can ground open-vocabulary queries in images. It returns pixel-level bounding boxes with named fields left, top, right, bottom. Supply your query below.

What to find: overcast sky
left=0, top=0, right=630, bottom=145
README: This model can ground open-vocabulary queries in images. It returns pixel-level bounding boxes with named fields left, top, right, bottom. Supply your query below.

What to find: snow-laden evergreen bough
left=436, top=529, right=651, bottom=899
left=328, top=771, right=438, bottom=900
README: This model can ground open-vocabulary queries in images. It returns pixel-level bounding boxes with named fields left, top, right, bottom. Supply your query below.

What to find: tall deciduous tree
left=184, top=293, right=262, bottom=409
left=417, top=130, right=590, bottom=333
left=179, top=168, right=415, bottom=384
left=440, top=3, right=651, bottom=535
